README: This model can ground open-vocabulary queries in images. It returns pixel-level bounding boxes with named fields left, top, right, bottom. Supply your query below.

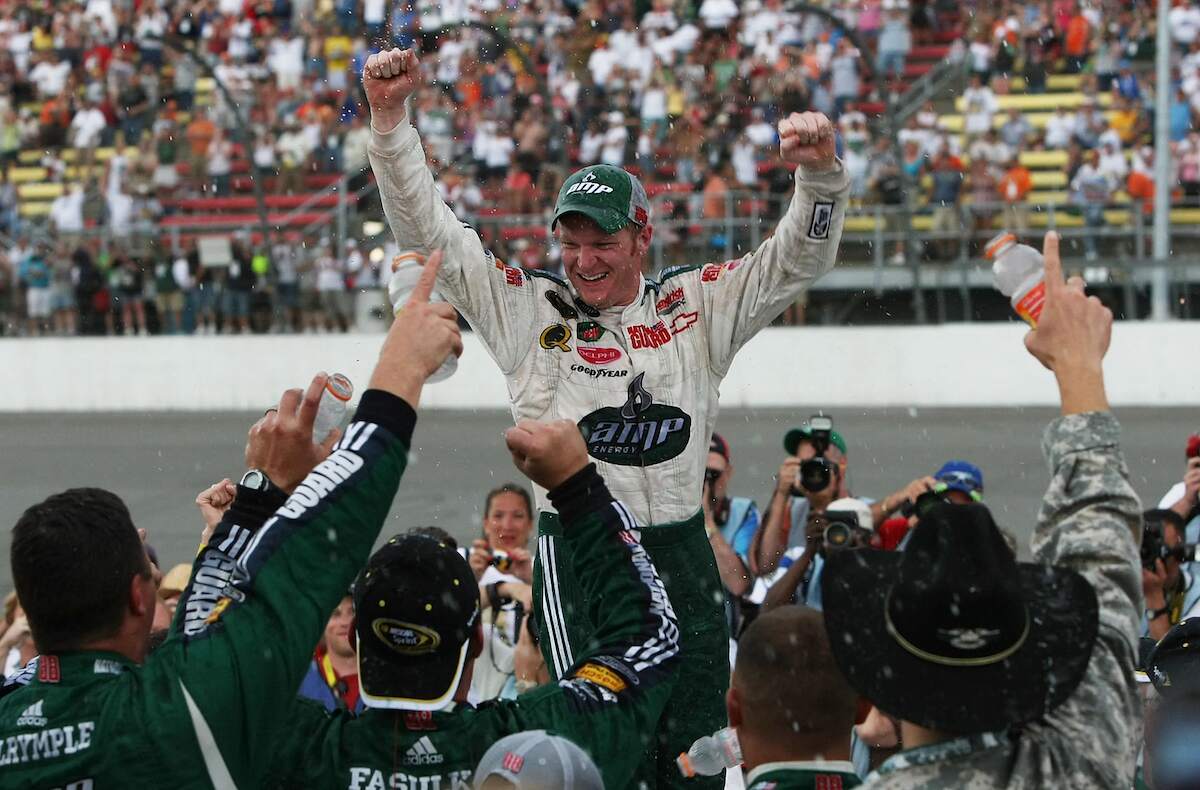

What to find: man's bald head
left=731, top=608, right=858, bottom=748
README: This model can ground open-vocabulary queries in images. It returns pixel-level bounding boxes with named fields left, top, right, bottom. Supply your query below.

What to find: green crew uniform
left=745, top=760, right=862, bottom=789
left=0, top=392, right=418, bottom=788
left=272, top=470, right=681, bottom=790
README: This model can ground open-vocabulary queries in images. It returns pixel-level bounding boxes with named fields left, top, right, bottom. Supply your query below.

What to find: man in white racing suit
left=363, top=47, right=849, bottom=788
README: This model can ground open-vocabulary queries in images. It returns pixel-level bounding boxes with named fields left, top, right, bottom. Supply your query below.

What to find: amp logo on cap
left=566, top=171, right=614, bottom=196
left=373, top=619, right=441, bottom=655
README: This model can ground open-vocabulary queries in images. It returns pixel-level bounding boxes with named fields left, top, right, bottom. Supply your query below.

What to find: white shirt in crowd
left=1098, top=146, right=1129, bottom=183
left=108, top=190, right=133, bottom=235
left=436, top=38, right=467, bottom=84
left=641, top=8, right=679, bottom=34
left=316, top=252, right=345, bottom=292
left=962, top=86, right=998, bottom=136
left=277, top=128, right=311, bottom=167
left=698, top=0, right=739, bottom=29
left=641, top=86, right=667, bottom=123
left=484, top=134, right=515, bottom=170
left=172, top=256, right=193, bottom=291
left=268, top=36, right=305, bottom=90
left=364, top=0, right=387, bottom=25
left=30, top=58, right=71, bottom=97
left=588, top=45, right=616, bottom=87
left=1044, top=110, right=1074, bottom=149
left=70, top=107, right=107, bottom=149
left=49, top=188, right=85, bottom=233
left=1171, top=3, right=1200, bottom=45
left=579, top=128, right=604, bottom=164
left=731, top=137, right=758, bottom=186
left=600, top=121, right=628, bottom=167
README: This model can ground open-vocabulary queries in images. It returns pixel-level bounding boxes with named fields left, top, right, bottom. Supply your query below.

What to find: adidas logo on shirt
left=16, top=699, right=46, bottom=727
left=403, top=735, right=444, bottom=766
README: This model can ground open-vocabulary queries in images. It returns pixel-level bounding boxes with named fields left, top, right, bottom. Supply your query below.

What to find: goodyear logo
left=373, top=619, right=441, bottom=655
left=565, top=171, right=614, bottom=196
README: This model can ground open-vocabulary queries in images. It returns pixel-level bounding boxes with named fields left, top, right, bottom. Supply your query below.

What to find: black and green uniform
left=535, top=508, right=728, bottom=788
left=745, top=760, right=862, bottom=789
left=0, top=392, right=417, bottom=788
left=272, top=470, right=681, bottom=790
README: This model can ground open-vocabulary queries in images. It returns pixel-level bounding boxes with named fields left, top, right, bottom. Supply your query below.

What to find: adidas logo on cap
left=16, top=699, right=46, bottom=727
left=403, top=735, right=445, bottom=766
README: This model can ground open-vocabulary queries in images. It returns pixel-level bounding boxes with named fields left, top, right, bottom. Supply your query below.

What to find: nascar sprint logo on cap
left=373, top=619, right=441, bottom=655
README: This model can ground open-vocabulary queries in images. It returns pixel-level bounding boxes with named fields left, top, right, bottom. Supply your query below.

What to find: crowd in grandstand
left=0, top=0, right=1195, bottom=333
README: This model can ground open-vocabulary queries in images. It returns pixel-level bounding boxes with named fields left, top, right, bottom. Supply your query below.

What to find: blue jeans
left=877, top=50, right=906, bottom=79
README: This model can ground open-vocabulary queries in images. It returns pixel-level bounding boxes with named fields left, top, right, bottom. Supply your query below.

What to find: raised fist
left=778, top=112, right=837, bottom=171
left=363, top=48, right=422, bottom=132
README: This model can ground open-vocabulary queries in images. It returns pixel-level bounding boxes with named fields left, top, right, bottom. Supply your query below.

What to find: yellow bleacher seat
left=1017, top=150, right=1069, bottom=169
left=936, top=110, right=1117, bottom=133
left=17, top=150, right=40, bottom=165
left=18, top=183, right=63, bottom=200
left=1010, top=74, right=1084, bottom=92
left=1031, top=171, right=1067, bottom=188
left=195, top=77, right=215, bottom=93
left=9, top=167, right=44, bottom=183
left=955, top=92, right=1112, bottom=113
left=18, top=201, right=51, bottom=218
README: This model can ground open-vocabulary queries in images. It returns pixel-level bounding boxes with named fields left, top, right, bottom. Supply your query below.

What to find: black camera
left=704, top=467, right=721, bottom=489
left=796, top=415, right=836, bottom=494
left=820, top=508, right=862, bottom=554
left=1142, top=510, right=1197, bottom=571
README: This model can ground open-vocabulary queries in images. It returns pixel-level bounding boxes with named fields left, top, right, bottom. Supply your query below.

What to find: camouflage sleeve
left=1030, top=411, right=1142, bottom=785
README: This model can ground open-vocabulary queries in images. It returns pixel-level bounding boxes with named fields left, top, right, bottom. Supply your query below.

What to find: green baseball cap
left=551, top=164, right=651, bottom=235
left=784, top=426, right=848, bottom=456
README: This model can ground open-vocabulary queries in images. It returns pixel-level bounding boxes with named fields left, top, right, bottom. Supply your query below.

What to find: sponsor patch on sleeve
left=573, top=662, right=628, bottom=693
left=808, top=201, right=834, bottom=240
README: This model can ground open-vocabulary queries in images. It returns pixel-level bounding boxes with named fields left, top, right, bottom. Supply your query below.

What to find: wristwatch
left=240, top=469, right=270, bottom=492
left=1147, top=605, right=1171, bottom=620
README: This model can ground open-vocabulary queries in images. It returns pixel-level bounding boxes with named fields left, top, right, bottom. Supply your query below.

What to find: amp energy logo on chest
left=578, top=373, right=691, bottom=466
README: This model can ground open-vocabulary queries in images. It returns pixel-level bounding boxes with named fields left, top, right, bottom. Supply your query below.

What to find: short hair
left=734, top=607, right=858, bottom=742
left=483, top=484, right=534, bottom=521
left=11, top=488, right=151, bottom=651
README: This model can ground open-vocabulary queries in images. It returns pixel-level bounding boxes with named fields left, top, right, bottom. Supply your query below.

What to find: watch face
left=241, top=470, right=266, bottom=490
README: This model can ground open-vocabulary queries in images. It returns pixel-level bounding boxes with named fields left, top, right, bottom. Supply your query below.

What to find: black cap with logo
left=354, top=533, right=480, bottom=711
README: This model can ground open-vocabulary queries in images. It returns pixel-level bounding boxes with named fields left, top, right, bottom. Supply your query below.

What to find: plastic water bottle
left=985, top=232, right=1046, bottom=328
left=387, top=251, right=458, bottom=382
left=312, top=373, right=353, bottom=443
left=677, top=727, right=742, bottom=777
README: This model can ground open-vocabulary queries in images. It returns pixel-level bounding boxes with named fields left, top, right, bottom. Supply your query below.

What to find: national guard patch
left=809, top=201, right=834, bottom=240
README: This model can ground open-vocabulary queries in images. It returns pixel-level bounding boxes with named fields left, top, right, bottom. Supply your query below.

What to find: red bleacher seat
left=500, top=226, right=547, bottom=241
left=645, top=181, right=694, bottom=197
left=160, top=212, right=331, bottom=228
left=163, top=195, right=341, bottom=211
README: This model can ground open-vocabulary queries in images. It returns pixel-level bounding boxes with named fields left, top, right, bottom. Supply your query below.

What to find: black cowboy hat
left=822, top=503, right=1098, bottom=733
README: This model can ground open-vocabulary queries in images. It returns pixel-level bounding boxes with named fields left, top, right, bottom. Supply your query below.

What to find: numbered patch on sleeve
left=808, top=201, right=834, bottom=240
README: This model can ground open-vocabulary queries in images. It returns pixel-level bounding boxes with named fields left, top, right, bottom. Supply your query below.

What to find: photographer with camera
left=1142, top=508, right=1200, bottom=641
left=760, top=498, right=875, bottom=614
left=752, top=417, right=850, bottom=577
left=1157, top=436, right=1200, bottom=544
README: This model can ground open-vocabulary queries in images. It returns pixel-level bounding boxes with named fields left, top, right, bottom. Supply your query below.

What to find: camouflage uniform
left=862, top=412, right=1143, bottom=789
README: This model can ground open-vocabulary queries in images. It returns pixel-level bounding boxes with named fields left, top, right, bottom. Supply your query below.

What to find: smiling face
left=555, top=214, right=651, bottom=308
left=483, top=491, right=533, bottom=553
left=324, top=595, right=355, bottom=659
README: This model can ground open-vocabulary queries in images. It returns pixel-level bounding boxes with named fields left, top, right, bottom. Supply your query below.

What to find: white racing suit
left=369, top=118, right=848, bottom=787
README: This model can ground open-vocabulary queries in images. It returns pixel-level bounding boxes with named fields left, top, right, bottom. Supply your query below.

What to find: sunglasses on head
left=938, top=470, right=982, bottom=493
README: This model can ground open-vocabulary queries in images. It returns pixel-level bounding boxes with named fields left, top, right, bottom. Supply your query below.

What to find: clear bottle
left=312, top=373, right=353, bottom=443
left=676, top=727, right=742, bottom=778
left=985, top=232, right=1046, bottom=327
left=387, top=251, right=458, bottom=382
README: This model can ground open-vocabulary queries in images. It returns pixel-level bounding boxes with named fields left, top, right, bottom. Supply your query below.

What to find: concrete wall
left=0, top=323, right=1193, bottom=412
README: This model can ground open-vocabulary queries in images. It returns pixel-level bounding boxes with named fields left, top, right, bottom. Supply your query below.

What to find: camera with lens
left=820, top=508, right=862, bottom=554
left=795, top=415, right=836, bottom=494
left=703, top=467, right=721, bottom=490
left=1142, top=510, right=1198, bottom=571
